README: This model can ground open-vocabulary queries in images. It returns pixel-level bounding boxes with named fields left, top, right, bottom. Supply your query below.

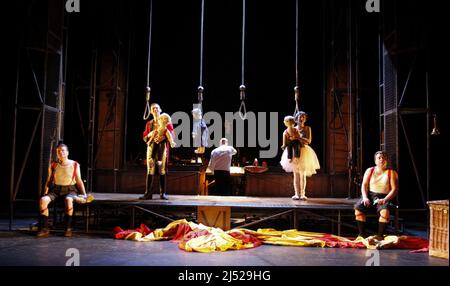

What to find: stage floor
left=0, top=225, right=447, bottom=267
left=89, top=193, right=358, bottom=210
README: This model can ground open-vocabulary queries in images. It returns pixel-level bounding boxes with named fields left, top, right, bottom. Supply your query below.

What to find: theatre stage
left=83, top=193, right=358, bottom=236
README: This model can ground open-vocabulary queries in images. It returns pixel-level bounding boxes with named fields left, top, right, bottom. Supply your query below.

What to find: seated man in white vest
left=37, top=143, right=90, bottom=237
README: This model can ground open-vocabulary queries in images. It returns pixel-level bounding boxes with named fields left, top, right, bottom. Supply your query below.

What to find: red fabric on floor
left=228, top=231, right=262, bottom=247
left=394, top=236, right=429, bottom=249
left=113, top=224, right=153, bottom=239
left=171, top=223, right=194, bottom=241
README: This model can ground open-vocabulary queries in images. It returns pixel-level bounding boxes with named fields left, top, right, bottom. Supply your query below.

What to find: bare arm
left=360, top=168, right=372, bottom=206
left=43, top=166, right=52, bottom=195
left=301, top=126, right=312, bottom=145
left=165, top=129, right=176, bottom=147
left=281, top=130, right=288, bottom=149
left=384, top=170, right=398, bottom=203
left=75, top=163, right=87, bottom=196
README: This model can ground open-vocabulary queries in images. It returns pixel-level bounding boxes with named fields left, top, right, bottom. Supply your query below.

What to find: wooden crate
left=197, top=206, right=231, bottom=230
left=427, top=200, right=449, bottom=259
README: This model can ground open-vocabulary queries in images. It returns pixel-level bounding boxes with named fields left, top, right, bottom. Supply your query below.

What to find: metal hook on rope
left=197, top=86, right=204, bottom=105
left=239, top=84, right=247, bottom=120
left=143, top=86, right=151, bottom=120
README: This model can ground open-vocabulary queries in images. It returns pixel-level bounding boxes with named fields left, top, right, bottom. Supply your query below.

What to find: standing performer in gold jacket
left=140, top=103, right=175, bottom=200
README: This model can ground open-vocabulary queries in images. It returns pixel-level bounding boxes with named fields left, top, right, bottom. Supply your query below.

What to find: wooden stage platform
left=90, top=193, right=356, bottom=209
left=84, top=193, right=359, bottom=236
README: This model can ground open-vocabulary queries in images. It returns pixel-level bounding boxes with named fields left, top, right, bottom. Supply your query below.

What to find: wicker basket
left=427, top=200, right=449, bottom=259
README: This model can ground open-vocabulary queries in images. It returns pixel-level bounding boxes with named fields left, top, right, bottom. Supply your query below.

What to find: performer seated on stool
left=37, top=143, right=90, bottom=238
left=354, top=151, right=399, bottom=240
left=208, top=138, right=237, bottom=196
left=140, top=103, right=174, bottom=200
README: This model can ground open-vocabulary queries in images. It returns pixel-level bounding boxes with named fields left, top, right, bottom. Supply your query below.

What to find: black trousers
left=213, top=170, right=232, bottom=196
left=287, top=140, right=301, bottom=159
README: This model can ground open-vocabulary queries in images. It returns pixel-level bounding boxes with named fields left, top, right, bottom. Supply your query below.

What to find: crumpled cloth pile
left=113, top=219, right=428, bottom=253
left=114, top=219, right=261, bottom=252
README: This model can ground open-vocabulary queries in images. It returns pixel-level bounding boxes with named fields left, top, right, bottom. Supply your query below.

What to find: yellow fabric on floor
left=357, top=235, right=400, bottom=250
left=239, top=228, right=358, bottom=247
left=184, top=228, right=242, bottom=252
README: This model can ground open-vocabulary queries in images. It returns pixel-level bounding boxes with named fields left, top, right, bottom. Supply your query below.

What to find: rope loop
left=239, top=100, right=247, bottom=121
left=143, top=87, right=151, bottom=120
left=238, top=85, right=247, bottom=120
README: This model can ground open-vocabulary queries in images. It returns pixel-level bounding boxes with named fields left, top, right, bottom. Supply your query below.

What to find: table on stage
left=202, top=166, right=245, bottom=196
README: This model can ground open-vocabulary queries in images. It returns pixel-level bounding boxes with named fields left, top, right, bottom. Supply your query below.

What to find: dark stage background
left=1, top=0, right=448, bottom=212
left=64, top=0, right=328, bottom=165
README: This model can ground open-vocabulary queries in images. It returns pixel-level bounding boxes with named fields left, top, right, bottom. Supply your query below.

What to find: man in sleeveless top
left=37, top=143, right=88, bottom=237
left=354, top=151, right=399, bottom=239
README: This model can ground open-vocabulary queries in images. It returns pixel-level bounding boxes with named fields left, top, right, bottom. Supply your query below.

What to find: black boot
left=377, top=222, right=388, bottom=239
left=160, top=175, right=168, bottom=200
left=37, top=215, right=50, bottom=237
left=64, top=215, right=73, bottom=237
left=139, top=174, right=154, bottom=200
left=356, top=220, right=366, bottom=238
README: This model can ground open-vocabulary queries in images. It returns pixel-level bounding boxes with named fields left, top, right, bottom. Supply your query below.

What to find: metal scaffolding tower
left=9, top=0, right=66, bottom=229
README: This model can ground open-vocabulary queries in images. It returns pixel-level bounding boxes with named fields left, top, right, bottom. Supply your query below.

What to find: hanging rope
left=143, top=0, right=153, bottom=120
left=293, top=0, right=300, bottom=116
left=197, top=0, right=205, bottom=110
left=238, top=0, right=247, bottom=120
left=192, top=0, right=209, bottom=156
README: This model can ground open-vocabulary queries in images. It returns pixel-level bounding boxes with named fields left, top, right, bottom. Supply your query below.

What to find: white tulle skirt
left=280, top=145, right=321, bottom=176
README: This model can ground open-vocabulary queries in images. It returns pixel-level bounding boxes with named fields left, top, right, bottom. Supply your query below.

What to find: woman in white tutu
left=280, top=111, right=320, bottom=200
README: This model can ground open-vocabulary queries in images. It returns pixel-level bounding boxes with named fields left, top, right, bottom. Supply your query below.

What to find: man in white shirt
left=208, top=138, right=237, bottom=196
